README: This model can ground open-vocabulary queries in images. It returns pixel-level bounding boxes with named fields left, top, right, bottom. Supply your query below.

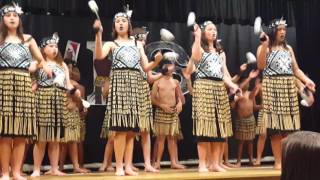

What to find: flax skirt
left=0, top=69, right=37, bottom=138
left=101, top=69, right=142, bottom=137
left=192, top=78, right=232, bottom=142
left=259, top=75, right=300, bottom=135
left=35, top=86, right=68, bottom=142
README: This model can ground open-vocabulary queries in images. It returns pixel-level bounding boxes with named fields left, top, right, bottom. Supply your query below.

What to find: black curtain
left=1, top=0, right=319, bottom=164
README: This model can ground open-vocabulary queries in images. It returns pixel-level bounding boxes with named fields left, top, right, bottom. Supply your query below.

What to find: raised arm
left=256, top=33, right=270, bottom=70
left=93, top=20, right=113, bottom=60
left=138, top=42, right=162, bottom=72
left=190, top=24, right=202, bottom=63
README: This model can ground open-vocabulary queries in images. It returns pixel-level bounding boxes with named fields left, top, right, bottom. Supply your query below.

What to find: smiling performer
left=0, top=3, right=51, bottom=180
left=256, top=17, right=316, bottom=170
left=93, top=5, right=162, bottom=176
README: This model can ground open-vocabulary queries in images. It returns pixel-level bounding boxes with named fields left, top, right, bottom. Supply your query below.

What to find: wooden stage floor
left=29, top=166, right=280, bottom=180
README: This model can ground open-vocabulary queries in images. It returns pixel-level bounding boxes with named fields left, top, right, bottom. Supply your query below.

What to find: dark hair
left=281, top=131, right=320, bottom=180
left=41, top=47, right=64, bottom=66
left=267, top=19, right=289, bottom=50
left=0, top=5, right=24, bottom=45
left=201, top=23, right=223, bottom=54
left=111, top=18, right=133, bottom=40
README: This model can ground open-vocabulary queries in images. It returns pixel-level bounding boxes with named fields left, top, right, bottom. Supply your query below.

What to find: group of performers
left=0, top=2, right=316, bottom=179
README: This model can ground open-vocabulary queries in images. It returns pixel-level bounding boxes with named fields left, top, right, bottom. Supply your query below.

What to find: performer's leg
left=254, top=132, right=267, bottom=166
left=154, top=136, right=165, bottom=170
left=59, top=143, right=67, bottom=171
left=219, top=142, right=231, bottom=170
left=31, top=141, right=47, bottom=177
left=197, top=142, right=209, bottom=172
left=209, top=142, right=226, bottom=172
left=114, top=132, right=126, bottom=176
left=68, top=142, right=90, bottom=173
left=270, top=135, right=282, bottom=170
left=235, top=140, right=244, bottom=167
left=141, top=132, right=158, bottom=172
left=167, top=136, right=185, bottom=169
left=99, top=138, right=114, bottom=172
left=124, top=132, right=138, bottom=176
left=247, top=140, right=254, bottom=165
left=11, top=138, right=26, bottom=180
left=0, top=138, right=11, bottom=180
left=48, top=142, right=66, bottom=176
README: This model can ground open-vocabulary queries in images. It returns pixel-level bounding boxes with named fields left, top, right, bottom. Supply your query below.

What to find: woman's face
left=3, top=11, right=20, bottom=30
left=204, top=23, right=217, bottom=42
left=114, top=17, right=129, bottom=36
left=276, top=24, right=287, bottom=43
left=44, top=43, right=59, bottom=60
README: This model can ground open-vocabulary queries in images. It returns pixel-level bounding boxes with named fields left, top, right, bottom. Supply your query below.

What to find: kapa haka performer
left=0, top=3, right=50, bottom=180
left=93, top=5, right=162, bottom=176
left=256, top=17, right=316, bottom=170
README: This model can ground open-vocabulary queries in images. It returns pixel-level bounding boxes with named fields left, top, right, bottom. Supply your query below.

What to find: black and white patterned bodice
left=195, top=52, right=224, bottom=79
left=0, top=42, right=32, bottom=69
left=37, top=63, right=67, bottom=88
left=263, top=49, right=293, bottom=76
left=112, top=41, right=141, bottom=70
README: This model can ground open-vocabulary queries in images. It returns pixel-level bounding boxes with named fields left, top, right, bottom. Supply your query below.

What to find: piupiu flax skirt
left=35, top=86, right=68, bottom=142
left=0, top=69, right=37, bottom=138
left=153, top=107, right=180, bottom=137
left=138, top=79, right=153, bottom=133
left=260, top=75, right=300, bottom=133
left=192, top=78, right=233, bottom=140
left=101, top=69, right=141, bottom=137
left=64, top=109, right=81, bottom=142
left=235, top=115, right=256, bottom=141
left=255, top=110, right=267, bottom=134
left=79, top=116, right=86, bottom=141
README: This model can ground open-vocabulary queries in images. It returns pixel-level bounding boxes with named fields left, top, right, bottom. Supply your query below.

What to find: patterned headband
left=0, top=3, right=23, bottom=17
left=40, top=32, right=59, bottom=48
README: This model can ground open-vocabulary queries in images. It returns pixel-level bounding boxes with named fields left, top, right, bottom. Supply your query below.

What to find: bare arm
left=71, top=67, right=81, bottom=82
left=256, top=33, right=270, bottom=70
left=221, top=52, right=238, bottom=93
left=289, top=46, right=316, bottom=92
left=190, top=24, right=202, bottom=63
left=147, top=71, right=162, bottom=84
left=139, top=42, right=162, bottom=72
left=151, top=80, right=161, bottom=107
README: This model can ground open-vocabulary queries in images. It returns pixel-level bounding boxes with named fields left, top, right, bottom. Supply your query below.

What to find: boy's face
left=163, top=63, right=175, bottom=75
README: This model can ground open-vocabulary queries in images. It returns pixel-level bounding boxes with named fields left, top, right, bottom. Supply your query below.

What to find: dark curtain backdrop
left=1, top=0, right=319, bottom=164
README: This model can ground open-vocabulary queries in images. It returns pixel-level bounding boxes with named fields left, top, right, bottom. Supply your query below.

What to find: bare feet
left=274, top=163, right=281, bottom=170
left=98, top=164, right=107, bottom=172
left=154, top=162, right=160, bottom=170
left=106, top=166, right=115, bottom=172
left=131, top=165, right=139, bottom=172
left=115, top=168, right=125, bottom=176
left=12, top=174, right=26, bottom=180
left=125, top=167, right=138, bottom=176
left=234, top=162, right=241, bottom=168
left=73, top=167, right=91, bottom=173
left=171, top=163, right=186, bottom=169
left=0, top=175, right=10, bottom=180
left=46, top=169, right=66, bottom=176
left=144, top=165, right=159, bottom=173
left=198, top=166, right=209, bottom=173
left=223, top=162, right=238, bottom=168
left=220, top=163, right=231, bottom=170
left=253, top=159, right=261, bottom=166
left=30, top=170, right=41, bottom=177
left=209, top=164, right=227, bottom=172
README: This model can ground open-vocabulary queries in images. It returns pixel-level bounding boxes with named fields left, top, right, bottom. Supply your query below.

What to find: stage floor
left=30, top=166, right=280, bottom=180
